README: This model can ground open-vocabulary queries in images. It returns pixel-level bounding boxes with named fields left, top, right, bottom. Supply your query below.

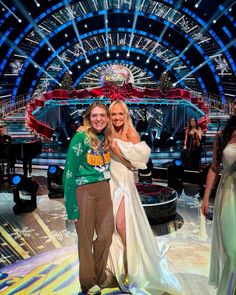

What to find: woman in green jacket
left=63, top=102, right=113, bottom=295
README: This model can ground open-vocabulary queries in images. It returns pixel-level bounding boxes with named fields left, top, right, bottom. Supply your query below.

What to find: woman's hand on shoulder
left=77, top=126, right=85, bottom=132
left=110, top=140, right=120, bottom=156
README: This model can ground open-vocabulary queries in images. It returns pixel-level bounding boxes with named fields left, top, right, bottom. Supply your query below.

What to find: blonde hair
left=83, top=102, right=112, bottom=151
left=109, top=100, right=134, bottom=139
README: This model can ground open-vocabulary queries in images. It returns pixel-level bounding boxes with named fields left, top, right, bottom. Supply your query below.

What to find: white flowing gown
left=107, top=139, right=182, bottom=295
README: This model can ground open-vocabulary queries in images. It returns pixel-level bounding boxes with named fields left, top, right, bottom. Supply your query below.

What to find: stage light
left=9, top=174, right=39, bottom=214
left=138, top=158, right=153, bottom=184
left=47, top=165, right=64, bottom=198
left=166, top=136, right=176, bottom=147
left=174, top=159, right=182, bottom=167
left=153, top=136, right=162, bottom=149
left=167, top=159, right=183, bottom=195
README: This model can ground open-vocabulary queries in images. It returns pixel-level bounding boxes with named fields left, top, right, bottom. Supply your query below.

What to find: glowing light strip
left=0, top=1, right=21, bottom=22
left=127, top=0, right=142, bottom=56
left=103, top=8, right=109, bottom=55
left=64, top=0, right=88, bottom=61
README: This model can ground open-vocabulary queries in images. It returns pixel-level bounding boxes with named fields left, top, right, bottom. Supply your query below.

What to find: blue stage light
left=48, top=165, right=57, bottom=175
left=9, top=174, right=39, bottom=214
left=174, top=159, right=182, bottom=167
left=47, top=165, right=64, bottom=198
left=10, top=175, right=22, bottom=186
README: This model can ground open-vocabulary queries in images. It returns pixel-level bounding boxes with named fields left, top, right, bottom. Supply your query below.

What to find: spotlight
left=167, top=159, right=183, bottom=195
left=10, top=174, right=39, bottom=214
left=47, top=165, right=64, bottom=198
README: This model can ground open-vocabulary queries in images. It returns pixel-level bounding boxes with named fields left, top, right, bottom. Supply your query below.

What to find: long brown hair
left=188, top=117, right=199, bottom=130
left=217, top=115, right=236, bottom=162
left=83, top=102, right=112, bottom=151
left=109, top=100, right=134, bottom=139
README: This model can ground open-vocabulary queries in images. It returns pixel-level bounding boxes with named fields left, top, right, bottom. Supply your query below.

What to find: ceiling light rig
left=174, top=37, right=235, bottom=90
left=10, top=0, right=70, bottom=74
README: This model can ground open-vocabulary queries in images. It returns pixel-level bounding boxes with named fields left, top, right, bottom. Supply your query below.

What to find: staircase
left=2, top=109, right=36, bottom=142
left=201, top=108, right=230, bottom=165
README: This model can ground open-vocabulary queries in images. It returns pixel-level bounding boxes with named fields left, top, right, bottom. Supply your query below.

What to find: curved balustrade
left=26, top=100, right=54, bottom=139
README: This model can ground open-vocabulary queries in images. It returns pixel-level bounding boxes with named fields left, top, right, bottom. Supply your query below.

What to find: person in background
left=63, top=102, right=114, bottom=295
left=106, top=100, right=182, bottom=295
left=0, top=125, right=12, bottom=144
left=201, top=115, right=236, bottom=295
left=0, top=125, right=13, bottom=174
left=183, top=117, right=203, bottom=170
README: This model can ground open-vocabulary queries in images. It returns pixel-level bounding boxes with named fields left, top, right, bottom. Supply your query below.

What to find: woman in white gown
left=107, top=100, right=182, bottom=295
left=201, top=115, right=236, bottom=295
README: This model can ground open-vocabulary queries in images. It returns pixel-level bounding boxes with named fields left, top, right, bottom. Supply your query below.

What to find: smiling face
left=110, top=103, right=126, bottom=129
left=90, top=106, right=109, bottom=133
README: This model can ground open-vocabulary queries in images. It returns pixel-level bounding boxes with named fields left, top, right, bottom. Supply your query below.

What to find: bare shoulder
left=127, top=127, right=140, bottom=144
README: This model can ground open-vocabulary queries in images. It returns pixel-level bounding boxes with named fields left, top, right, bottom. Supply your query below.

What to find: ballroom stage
left=0, top=168, right=217, bottom=295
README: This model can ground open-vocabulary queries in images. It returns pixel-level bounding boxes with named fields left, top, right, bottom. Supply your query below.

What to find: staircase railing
left=0, top=95, right=27, bottom=117
left=190, top=90, right=233, bottom=114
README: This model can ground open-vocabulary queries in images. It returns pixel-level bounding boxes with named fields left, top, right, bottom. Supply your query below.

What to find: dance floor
left=0, top=170, right=216, bottom=295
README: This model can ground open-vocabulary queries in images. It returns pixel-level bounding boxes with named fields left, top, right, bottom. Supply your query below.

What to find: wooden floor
left=0, top=170, right=217, bottom=295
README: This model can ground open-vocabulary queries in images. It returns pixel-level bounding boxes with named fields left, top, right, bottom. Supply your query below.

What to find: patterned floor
left=0, top=170, right=216, bottom=295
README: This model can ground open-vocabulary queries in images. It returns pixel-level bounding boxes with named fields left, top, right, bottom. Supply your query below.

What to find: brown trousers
left=75, top=181, right=114, bottom=291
